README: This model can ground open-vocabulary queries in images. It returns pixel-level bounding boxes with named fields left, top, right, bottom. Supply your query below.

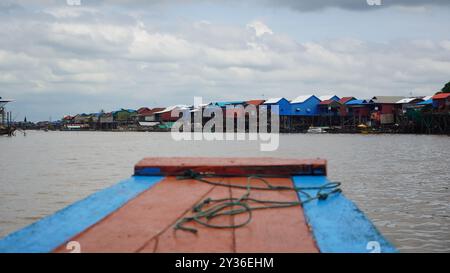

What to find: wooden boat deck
left=53, top=176, right=318, bottom=253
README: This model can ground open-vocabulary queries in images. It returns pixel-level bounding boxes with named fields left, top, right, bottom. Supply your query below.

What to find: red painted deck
left=53, top=176, right=319, bottom=253
left=135, top=157, right=327, bottom=176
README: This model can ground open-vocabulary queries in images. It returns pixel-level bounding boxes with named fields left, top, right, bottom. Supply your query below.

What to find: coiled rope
left=174, top=170, right=341, bottom=233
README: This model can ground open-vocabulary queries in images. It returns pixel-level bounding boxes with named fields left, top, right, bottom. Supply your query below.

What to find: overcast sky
left=1, top=0, right=450, bottom=121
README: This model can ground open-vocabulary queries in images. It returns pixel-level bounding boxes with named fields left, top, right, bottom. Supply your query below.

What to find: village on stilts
left=12, top=94, right=450, bottom=135
left=2, top=82, right=450, bottom=135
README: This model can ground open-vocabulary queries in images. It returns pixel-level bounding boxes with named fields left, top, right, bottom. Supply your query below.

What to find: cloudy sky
left=1, top=0, right=449, bottom=121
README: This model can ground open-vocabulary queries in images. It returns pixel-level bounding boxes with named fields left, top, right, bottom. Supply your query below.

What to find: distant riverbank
left=14, top=127, right=450, bottom=136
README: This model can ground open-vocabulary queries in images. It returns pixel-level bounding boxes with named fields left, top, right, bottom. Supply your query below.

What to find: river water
left=0, top=131, right=448, bottom=252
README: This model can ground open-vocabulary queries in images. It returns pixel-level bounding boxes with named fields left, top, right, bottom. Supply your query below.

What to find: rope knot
left=317, top=193, right=328, bottom=200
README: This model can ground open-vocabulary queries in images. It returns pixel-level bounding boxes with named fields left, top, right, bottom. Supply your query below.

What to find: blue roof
left=417, top=99, right=432, bottom=105
left=212, top=101, right=245, bottom=107
left=345, top=99, right=369, bottom=105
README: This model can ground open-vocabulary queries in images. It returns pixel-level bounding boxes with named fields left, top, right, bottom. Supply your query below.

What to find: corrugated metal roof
left=345, top=99, right=369, bottom=105
left=246, top=99, right=265, bottom=106
left=371, top=96, right=406, bottom=104
left=396, top=98, right=422, bottom=104
left=263, top=98, right=283, bottom=104
left=318, top=95, right=337, bottom=101
left=137, top=107, right=151, bottom=113
left=339, top=97, right=356, bottom=104
left=212, top=101, right=245, bottom=107
left=154, top=105, right=189, bottom=114
left=432, top=93, right=450, bottom=100
left=318, top=99, right=339, bottom=105
left=291, top=95, right=315, bottom=104
left=417, top=99, right=432, bottom=105
left=140, top=108, right=165, bottom=116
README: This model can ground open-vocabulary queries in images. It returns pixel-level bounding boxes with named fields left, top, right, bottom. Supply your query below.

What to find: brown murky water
left=0, top=131, right=449, bottom=252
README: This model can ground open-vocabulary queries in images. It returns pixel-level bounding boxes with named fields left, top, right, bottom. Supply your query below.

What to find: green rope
left=174, top=170, right=341, bottom=233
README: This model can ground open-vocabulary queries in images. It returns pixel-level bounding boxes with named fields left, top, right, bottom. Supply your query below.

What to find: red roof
left=432, top=93, right=450, bottom=100
left=338, top=97, right=356, bottom=104
left=319, top=99, right=335, bottom=105
left=139, top=107, right=165, bottom=116
left=246, top=99, right=266, bottom=106
left=137, top=107, right=151, bottom=114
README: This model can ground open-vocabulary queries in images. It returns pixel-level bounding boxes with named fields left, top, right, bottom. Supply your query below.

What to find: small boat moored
left=0, top=97, right=15, bottom=136
left=307, top=127, right=328, bottom=134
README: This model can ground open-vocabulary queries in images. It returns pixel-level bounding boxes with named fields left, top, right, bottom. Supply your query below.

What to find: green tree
left=440, top=81, right=450, bottom=93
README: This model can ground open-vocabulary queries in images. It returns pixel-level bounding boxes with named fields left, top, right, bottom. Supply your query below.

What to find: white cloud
left=43, top=7, right=99, bottom=19
left=439, top=40, right=450, bottom=51
left=0, top=4, right=448, bottom=120
left=246, top=20, right=273, bottom=37
left=127, top=24, right=197, bottom=61
left=0, top=50, right=40, bottom=68
left=47, top=22, right=133, bottom=54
